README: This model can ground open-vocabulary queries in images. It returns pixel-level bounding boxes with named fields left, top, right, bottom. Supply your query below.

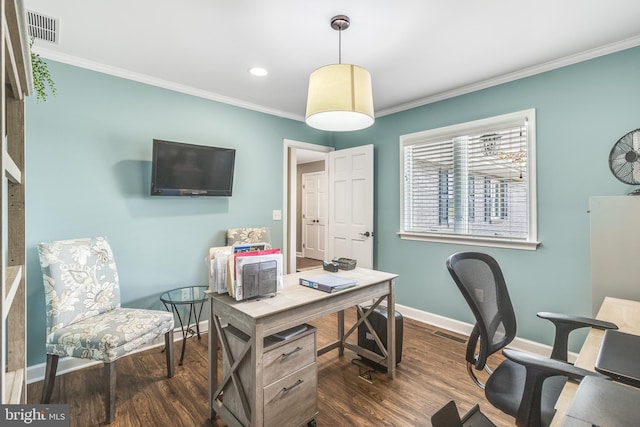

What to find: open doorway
left=301, top=170, right=327, bottom=262
left=283, top=140, right=332, bottom=274
left=283, top=141, right=375, bottom=273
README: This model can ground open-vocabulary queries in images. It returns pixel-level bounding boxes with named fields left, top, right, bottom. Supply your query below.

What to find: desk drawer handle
left=282, top=379, right=304, bottom=393
left=281, top=346, right=302, bottom=359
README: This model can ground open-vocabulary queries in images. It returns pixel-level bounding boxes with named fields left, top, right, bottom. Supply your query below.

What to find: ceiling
left=25, top=0, right=640, bottom=123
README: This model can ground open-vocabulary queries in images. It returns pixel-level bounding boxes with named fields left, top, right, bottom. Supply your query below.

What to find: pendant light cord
left=338, top=28, right=342, bottom=64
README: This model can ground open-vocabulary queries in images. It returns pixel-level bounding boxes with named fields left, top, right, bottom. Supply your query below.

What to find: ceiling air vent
left=27, top=10, right=59, bottom=44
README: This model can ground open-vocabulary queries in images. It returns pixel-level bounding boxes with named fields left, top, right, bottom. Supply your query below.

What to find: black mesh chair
left=431, top=400, right=497, bottom=427
left=446, top=252, right=617, bottom=427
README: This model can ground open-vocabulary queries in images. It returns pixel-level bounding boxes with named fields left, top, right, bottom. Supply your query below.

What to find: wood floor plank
left=28, top=309, right=514, bottom=426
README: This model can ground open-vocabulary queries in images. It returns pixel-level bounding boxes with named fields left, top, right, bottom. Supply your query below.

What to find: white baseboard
left=27, top=321, right=210, bottom=384
left=27, top=305, right=575, bottom=384
left=396, top=303, right=578, bottom=363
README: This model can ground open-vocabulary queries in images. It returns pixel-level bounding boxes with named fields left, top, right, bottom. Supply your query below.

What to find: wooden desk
left=207, top=267, right=398, bottom=427
left=550, top=297, right=640, bottom=426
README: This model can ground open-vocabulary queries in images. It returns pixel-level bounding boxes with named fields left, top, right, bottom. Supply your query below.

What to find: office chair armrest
left=502, top=348, right=602, bottom=380
left=502, top=349, right=607, bottom=427
left=537, top=312, right=618, bottom=361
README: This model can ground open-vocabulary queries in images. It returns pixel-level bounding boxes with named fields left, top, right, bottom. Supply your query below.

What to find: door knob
left=360, top=231, right=373, bottom=238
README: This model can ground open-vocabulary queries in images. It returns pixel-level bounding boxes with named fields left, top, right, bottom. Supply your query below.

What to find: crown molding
left=376, top=35, right=640, bottom=118
left=32, top=47, right=305, bottom=122
left=33, top=34, right=640, bottom=123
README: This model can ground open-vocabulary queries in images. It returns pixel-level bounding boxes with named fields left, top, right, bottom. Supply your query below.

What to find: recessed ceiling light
left=249, top=67, right=268, bottom=77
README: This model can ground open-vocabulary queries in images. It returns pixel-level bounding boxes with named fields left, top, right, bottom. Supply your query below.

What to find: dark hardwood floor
left=27, top=309, right=513, bottom=426
left=296, top=257, right=323, bottom=271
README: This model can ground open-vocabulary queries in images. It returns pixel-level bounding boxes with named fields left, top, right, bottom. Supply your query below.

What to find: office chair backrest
left=446, top=252, right=517, bottom=370
left=38, top=237, right=121, bottom=332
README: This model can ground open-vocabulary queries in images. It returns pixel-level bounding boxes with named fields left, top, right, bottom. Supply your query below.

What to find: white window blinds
left=400, top=109, right=538, bottom=249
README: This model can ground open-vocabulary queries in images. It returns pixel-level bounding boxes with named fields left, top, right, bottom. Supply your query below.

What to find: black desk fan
left=609, top=128, right=640, bottom=195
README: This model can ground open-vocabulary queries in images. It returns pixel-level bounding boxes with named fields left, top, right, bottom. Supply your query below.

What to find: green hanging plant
left=30, top=40, right=57, bottom=102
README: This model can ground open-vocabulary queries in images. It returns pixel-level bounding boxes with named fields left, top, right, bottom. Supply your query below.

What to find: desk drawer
left=263, top=328, right=316, bottom=385
left=263, top=363, right=317, bottom=427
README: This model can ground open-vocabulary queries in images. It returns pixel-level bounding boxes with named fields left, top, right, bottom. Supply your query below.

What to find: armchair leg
left=105, top=362, right=116, bottom=424
left=41, top=354, right=59, bottom=404
left=165, top=330, right=174, bottom=378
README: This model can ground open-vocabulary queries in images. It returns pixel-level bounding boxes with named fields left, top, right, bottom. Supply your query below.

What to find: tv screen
left=151, top=139, right=236, bottom=196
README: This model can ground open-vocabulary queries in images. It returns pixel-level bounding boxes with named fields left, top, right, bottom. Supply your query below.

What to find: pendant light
left=305, top=15, right=374, bottom=132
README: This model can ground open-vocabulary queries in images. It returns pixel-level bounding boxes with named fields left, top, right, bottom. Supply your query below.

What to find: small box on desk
left=357, top=305, right=403, bottom=371
left=334, top=257, right=357, bottom=270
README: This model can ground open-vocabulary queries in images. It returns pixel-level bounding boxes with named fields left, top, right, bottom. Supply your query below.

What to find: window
left=399, top=109, right=538, bottom=250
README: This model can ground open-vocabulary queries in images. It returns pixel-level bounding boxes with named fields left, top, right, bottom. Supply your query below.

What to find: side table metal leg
left=178, top=303, right=194, bottom=366
left=179, top=336, right=187, bottom=365
left=166, top=302, right=187, bottom=366
left=195, top=300, right=205, bottom=339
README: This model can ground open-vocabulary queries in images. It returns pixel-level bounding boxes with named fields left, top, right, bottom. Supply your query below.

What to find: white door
left=328, top=144, right=374, bottom=269
left=302, top=172, right=327, bottom=260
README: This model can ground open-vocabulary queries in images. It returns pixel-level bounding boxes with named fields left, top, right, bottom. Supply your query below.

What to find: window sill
left=398, top=231, right=540, bottom=251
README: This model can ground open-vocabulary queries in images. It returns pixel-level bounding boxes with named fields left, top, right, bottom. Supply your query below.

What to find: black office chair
left=431, top=400, right=496, bottom=427
left=446, top=252, right=617, bottom=427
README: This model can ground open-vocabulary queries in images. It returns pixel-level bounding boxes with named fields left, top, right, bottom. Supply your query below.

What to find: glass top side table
left=160, top=285, right=208, bottom=365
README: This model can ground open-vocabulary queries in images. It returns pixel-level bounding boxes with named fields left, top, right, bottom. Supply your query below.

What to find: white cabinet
left=589, top=196, right=640, bottom=315
left=1, top=0, right=31, bottom=404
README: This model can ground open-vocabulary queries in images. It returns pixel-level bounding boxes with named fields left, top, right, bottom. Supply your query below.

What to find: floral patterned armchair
left=226, top=226, right=272, bottom=248
left=37, top=237, right=175, bottom=424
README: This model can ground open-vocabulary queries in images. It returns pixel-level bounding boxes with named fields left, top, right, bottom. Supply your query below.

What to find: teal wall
left=25, top=47, right=640, bottom=367
left=25, top=61, right=330, bottom=366
left=334, top=46, right=640, bottom=350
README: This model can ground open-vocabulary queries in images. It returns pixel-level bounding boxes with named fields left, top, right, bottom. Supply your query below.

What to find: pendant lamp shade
left=305, top=15, right=374, bottom=132
left=305, top=64, right=374, bottom=132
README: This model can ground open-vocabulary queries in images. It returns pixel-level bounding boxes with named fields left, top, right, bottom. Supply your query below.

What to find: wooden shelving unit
left=2, top=0, right=32, bottom=405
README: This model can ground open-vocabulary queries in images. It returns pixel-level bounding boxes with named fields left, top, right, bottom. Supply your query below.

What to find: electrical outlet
left=273, top=210, right=282, bottom=220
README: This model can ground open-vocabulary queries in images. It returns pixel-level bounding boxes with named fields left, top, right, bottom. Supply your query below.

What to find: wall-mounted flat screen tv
left=151, top=139, right=236, bottom=196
